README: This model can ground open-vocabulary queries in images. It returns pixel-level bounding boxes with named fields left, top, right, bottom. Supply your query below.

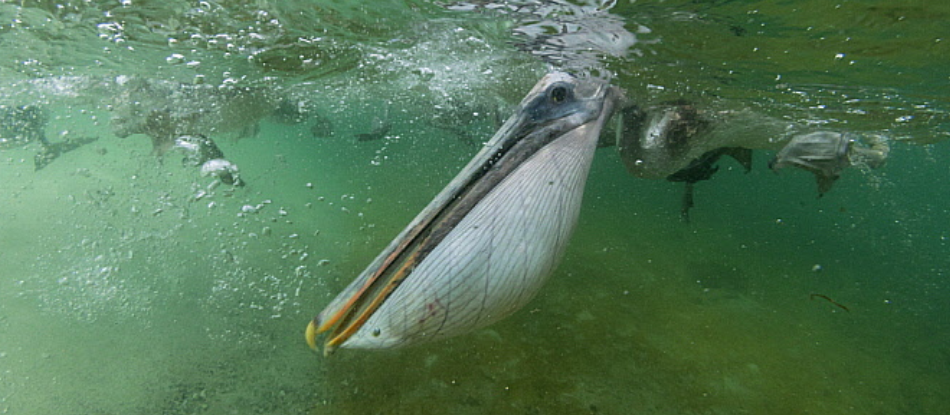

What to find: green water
left=1, top=1, right=948, bottom=414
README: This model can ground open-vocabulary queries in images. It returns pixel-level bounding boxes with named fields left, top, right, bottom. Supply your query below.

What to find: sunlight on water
left=1, top=1, right=948, bottom=414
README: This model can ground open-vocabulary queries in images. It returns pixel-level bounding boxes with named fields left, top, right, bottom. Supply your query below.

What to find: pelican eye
left=550, top=85, right=568, bottom=103
left=371, top=328, right=382, bottom=337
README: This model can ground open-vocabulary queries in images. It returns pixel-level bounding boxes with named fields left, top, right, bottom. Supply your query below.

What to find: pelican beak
left=308, top=72, right=620, bottom=355
left=305, top=319, right=319, bottom=351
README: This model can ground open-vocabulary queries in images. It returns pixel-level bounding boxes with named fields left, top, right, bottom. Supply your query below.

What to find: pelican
left=306, top=72, right=620, bottom=354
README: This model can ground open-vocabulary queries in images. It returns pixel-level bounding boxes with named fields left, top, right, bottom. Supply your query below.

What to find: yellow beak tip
left=305, top=320, right=319, bottom=351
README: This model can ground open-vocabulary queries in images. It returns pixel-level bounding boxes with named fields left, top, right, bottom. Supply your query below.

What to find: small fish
left=354, top=116, right=391, bottom=142
left=309, top=113, right=334, bottom=138
left=810, top=293, right=850, bottom=312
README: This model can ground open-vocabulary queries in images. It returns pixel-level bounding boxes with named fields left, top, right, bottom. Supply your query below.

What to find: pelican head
left=307, top=72, right=620, bottom=354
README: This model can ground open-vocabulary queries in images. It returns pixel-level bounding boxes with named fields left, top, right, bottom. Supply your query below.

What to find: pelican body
left=307, top=72, right=620, bottom=354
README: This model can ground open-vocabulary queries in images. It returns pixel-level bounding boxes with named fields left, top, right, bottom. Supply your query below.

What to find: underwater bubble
left=166, top=53, right=186, bottom=64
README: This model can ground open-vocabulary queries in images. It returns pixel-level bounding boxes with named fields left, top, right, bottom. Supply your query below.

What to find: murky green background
left=1, top=1, right=948, bottom=414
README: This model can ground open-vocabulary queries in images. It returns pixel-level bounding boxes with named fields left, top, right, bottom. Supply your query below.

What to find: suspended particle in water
left=165, top=53, right=185, bottom=64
